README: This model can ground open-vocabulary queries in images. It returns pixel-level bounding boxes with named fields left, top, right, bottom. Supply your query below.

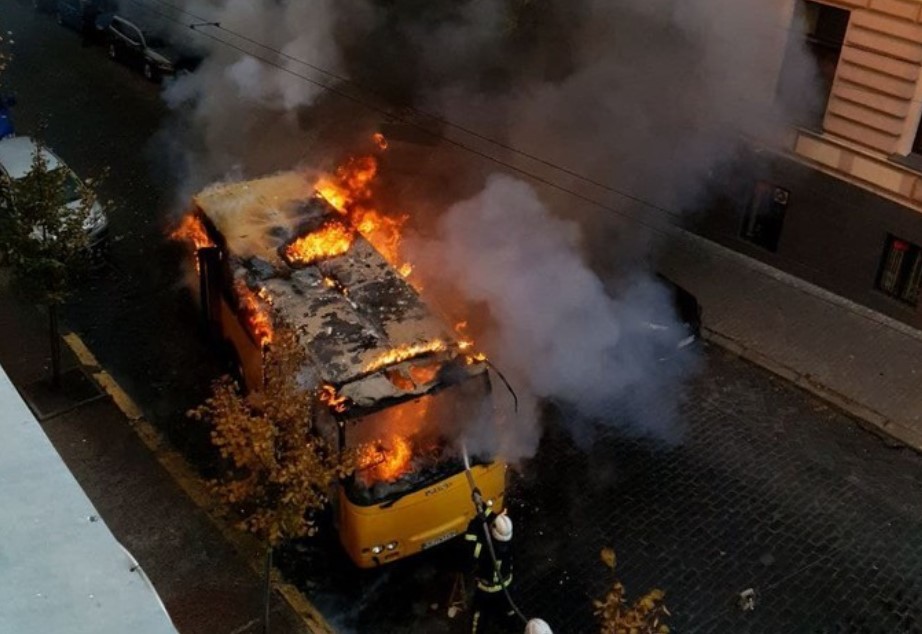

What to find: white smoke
left=155, top=0, right=355, bottom=191
left=409, top=174, right=694, bottom=460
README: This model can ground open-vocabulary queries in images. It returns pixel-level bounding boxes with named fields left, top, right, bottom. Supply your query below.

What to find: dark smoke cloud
left=159, top=0, right=813, bottom=204
left=394, top=0, right=802, bottom=209
left=156, top=0, right=815, bottom=457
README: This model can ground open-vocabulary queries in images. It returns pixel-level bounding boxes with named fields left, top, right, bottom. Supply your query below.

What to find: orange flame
left=407, top=363, right=440, bottom=386
left=363, top=340, right=449, bottom=374
left=319, top=384, right=348, bottom=414
left=234, top=281, right=273, bottom=347
left=283, top=221, right=354, bottom=266
left=316, top=156, right=377, bottom=211
left=454, top=321, right=487, bottom=363
left=314, top=149, right=413, bottom=279
left=358, top=436, right=413, bottom=482
left=170, top=213, right=215, bottom=272
left=372, top=132, right=388, bottom=151
left=171, top=213, right=214, bottom=251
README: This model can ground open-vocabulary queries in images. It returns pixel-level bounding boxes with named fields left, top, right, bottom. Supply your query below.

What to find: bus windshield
left=344, top=373, right=490, bottom=506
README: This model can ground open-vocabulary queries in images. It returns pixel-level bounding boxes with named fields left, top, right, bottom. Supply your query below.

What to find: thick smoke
left=389, top=0, right=803, bottom=210
left=155, top=0, right=817, bottom=457
left=150, top=0, right=367, bottom=192
left=156, top=0, right=814, bottom=204
left=409, top=174, right=693, bottom=460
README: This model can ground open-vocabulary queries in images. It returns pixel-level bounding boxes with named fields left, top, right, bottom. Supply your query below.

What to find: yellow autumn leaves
left=594, top=547, right=670, bottom=634
left=190, top=328, right=356, bottom=546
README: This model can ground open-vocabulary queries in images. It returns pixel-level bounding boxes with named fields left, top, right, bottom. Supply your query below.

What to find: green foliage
left=595, top=547, right=671, bottom=634
left=190, top=328, right=356, bottom=546
left=0, top=139, right=103, bottom=306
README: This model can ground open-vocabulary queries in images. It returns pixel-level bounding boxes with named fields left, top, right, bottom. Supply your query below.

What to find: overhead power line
left=125, top=0, right=687, bottom=230
left=120, top=0, right=922, bottom=339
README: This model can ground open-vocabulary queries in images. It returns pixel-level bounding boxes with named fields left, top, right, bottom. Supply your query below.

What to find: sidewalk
left=0, top=279, right=317, bottom=634
left=656, top=230, right=922, bottom=452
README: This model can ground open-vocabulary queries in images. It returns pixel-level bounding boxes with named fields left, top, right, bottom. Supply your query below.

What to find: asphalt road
left=5, top=3, right=922, bottom=633
left=2, top=0, right=222, bottom=456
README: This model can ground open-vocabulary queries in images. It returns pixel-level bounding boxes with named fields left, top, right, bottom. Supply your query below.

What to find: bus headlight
left=371, top=545, right=384, bottom=555
left=386, top=541, right=398, bottom=551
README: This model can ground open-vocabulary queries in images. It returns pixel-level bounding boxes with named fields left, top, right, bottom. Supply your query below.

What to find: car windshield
left=344, top=373, right=491, bottom=506
left=13, top=166, right=83, bottom=205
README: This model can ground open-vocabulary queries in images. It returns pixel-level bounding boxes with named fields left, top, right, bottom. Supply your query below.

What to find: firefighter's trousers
left=471, top=587, right=516, bottom=633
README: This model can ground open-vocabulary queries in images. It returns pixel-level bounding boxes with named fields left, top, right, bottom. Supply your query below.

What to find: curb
left=702, top=327, right=922, bottom=453
left=61, top=331, right=336, bottom=634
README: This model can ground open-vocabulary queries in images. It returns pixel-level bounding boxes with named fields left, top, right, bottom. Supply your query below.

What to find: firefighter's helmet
left=525, top=618, right=553, bottom=634
left=491, top=512, right=513, bottom=542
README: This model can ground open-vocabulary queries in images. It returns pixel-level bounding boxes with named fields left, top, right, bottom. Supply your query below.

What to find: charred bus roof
left=192, top=171, right=484, bottom=407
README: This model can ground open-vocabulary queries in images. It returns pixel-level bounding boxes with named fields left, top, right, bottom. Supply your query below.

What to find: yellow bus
left=183, top=172, right=508, bottom=568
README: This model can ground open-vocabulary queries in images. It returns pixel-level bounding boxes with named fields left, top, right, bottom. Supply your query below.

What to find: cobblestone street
left=283, top=343, right=922, bottom=633
left=516, top=342, right=922, bottom=633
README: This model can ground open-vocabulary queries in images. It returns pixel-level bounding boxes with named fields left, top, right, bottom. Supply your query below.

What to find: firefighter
left=465, top=506, right=516, bottom=633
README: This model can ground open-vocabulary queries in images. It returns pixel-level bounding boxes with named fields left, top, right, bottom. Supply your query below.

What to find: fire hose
left=461, top=441, right=528, bottom=627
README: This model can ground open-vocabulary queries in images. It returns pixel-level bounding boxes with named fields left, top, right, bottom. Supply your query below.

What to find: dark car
left=100, top=15, right=199, bottom=81
left=56, top=0, right=116, bottom=37
left=658, top=274, right=702, bottom=344
left=644, top=274, right=702, bottom=361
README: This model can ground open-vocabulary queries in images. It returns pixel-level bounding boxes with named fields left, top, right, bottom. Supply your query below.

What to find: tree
left=0, top=32, right=10, bottom=80
left=190, top=327, right=355, bottom=634
left=0, top=139, right=103, bottom=387
left=594, top=547, right=671, bottom=634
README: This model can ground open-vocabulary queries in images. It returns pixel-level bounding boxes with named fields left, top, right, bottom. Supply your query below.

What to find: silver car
left=0, top=136, right=108, bottom=248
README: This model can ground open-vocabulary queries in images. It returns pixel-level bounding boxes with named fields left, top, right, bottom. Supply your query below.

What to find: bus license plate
left=422, top=531, right=457, bottom=550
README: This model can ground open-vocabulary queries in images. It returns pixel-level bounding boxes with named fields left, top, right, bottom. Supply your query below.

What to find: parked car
left=56, top=0, right=116, bottom=38
left=0, top=136, right=108, bottom=249
left=643, top=274, right=702, bottom=361
left=659, top=273, right=702, bottom=347
left=100, top=14, right=199, bottom=82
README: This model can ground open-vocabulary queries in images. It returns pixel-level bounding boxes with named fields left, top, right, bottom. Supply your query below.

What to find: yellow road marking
left=63, top=332, right=99, bottom=367
left=62, top=330, right=335, bottom=634
left=63, top=332, right=144, bottom=420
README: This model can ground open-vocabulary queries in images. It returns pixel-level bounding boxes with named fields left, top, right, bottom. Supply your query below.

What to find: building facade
left=697, top=0, right=922, bottom=329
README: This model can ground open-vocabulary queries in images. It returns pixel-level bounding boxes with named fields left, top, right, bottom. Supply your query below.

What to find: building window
left=741, top=182, right=789, bottom=252
left=877, top=235, right=922, bottom=306
left=777, top=1, right=850, bottom=129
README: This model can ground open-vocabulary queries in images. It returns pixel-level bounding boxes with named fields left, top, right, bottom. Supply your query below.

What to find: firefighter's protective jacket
left=463, top=510, right=513, bottom=593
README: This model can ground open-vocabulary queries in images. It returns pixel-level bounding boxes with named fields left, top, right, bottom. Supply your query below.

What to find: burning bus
left=178, top=170, right=507, bottom=567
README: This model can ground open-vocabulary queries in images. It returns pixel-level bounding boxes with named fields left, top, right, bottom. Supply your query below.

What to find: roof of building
left=193, top=172, right=480, bottom=404
left=0, top=364, right=179, bottom=634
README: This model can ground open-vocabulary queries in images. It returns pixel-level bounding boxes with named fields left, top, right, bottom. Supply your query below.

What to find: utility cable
left=121, top=0, right=922, bottom=342
left=124, top=0, right=686, bottom=231
left=135, top=0, right=922, bottom=221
